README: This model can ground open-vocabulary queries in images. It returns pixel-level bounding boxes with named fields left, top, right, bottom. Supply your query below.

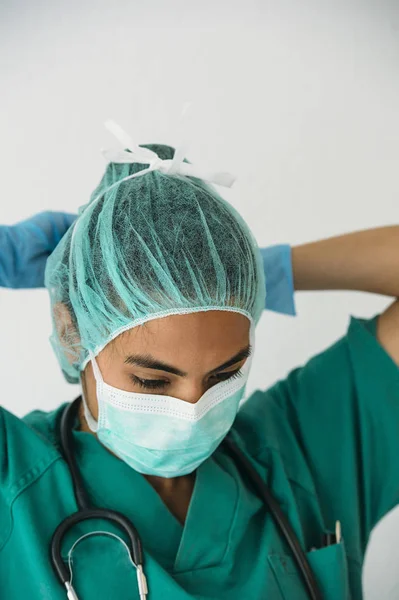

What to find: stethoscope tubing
left=223, top=435, right=323, bottom=600
left=50, top=397, right=323, bottom=600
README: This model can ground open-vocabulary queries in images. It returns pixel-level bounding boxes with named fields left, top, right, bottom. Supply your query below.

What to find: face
left=82, top=310, right=251, bottom=421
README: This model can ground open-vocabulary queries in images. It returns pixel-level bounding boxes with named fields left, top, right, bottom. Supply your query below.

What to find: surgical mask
left=82, top=323, right=255, bottom=477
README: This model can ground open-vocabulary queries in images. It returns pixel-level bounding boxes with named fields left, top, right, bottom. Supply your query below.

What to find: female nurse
left=0, top=149, right=398, bottom=600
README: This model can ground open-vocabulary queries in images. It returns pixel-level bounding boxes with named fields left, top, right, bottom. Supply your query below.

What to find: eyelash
left=130, top=369, right=244, bottom=390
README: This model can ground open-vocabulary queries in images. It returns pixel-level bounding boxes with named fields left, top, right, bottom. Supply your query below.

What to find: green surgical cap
left=45, top=143, right=266, bottom=383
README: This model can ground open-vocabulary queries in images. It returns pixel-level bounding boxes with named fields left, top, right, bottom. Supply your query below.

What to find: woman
left=0, top=141, right=398, bottom=600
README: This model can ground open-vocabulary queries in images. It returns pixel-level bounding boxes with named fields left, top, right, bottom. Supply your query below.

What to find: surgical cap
left=45, top=143, right=266, bottom=383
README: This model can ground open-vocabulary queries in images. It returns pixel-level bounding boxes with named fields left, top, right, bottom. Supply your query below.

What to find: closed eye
left=130, top=368, right=244, bottom=391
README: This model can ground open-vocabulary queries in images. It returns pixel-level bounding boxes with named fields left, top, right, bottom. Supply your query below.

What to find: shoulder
left=0, top=404, right=64, bottom=512
left=232, top=315, right=381, bottom=488
left=233, top=319, right=351, bottom=450
left=0, top=404, right=65, bottom=550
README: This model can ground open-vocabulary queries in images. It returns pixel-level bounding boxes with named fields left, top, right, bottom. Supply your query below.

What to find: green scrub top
left=1, top=315, right=399, bottom=600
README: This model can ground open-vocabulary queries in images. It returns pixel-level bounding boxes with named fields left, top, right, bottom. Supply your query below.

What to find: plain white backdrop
left=1, top=0, right=398, bottom=596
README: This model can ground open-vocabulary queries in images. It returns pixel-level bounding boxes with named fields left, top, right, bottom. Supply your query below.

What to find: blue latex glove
left=0, top=211, right=76, bottom=289
left=260, top=244, right=297, bottom=316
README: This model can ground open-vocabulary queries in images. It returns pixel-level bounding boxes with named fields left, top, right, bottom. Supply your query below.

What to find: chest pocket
left=268, top=540, right=351, bottom=600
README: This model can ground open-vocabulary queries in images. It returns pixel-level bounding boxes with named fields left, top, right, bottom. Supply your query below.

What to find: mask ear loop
left=79, top=353, right=104, bottom=433
left=90, top=353, right=105, bottom=383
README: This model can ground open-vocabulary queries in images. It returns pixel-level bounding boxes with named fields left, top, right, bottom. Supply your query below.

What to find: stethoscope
left=50, top=397, right=323, bottom=600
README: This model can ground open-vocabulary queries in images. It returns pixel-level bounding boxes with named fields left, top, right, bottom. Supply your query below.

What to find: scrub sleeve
left=235, top=314, right=399, bottom=597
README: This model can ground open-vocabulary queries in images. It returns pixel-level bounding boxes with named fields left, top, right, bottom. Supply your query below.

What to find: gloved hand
left=0, top=211, right=76, bottom=289
left=261, top=244, right=297, bottom=316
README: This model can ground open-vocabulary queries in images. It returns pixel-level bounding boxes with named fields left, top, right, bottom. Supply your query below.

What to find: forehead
left=107, top=310, right=251, bottom=367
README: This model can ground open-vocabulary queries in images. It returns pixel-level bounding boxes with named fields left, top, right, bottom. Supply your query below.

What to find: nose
left=175, top=381, right=211, bottom=404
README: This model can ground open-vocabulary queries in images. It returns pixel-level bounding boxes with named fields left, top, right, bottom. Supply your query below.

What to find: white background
left=1, top=0, right=398, bottom=596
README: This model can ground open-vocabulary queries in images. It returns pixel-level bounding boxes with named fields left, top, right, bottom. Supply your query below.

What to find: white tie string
left=100, top=119, right=236, bottom=188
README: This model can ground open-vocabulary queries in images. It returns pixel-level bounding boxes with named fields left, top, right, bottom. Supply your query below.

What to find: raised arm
left=292, top=225, right=399, bottom=365
left=0, top=211, right=76, bottom=289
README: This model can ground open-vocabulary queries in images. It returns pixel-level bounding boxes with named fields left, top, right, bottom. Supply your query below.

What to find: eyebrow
left=124, top=344, right=252, bottom=377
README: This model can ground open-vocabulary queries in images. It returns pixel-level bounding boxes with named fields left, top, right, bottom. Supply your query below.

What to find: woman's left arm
left=0, top=211, right=76, bottom=289
left=292, top=225, right=399, bottom=364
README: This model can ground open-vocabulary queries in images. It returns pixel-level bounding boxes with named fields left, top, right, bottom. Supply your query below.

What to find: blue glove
left=260, top=244, right=297, bottom=316
left=0, top=211, right=76, bottom=289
